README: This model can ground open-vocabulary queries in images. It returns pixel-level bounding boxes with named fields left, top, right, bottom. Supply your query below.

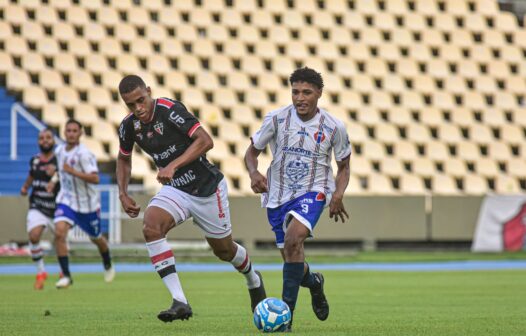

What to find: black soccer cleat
left=310, top=272, right=329, bottom=321
left=249, top=271, right=267, bottom=312
left=157, top=299, right=193, bottom=323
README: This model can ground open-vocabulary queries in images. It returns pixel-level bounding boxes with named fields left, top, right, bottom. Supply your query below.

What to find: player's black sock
left=282, top=262, right=304, bottom=311
left=300, top=262, right=318, bottom=289
left=100, top=251, right=112, bottom=270
left=58, top=256, right=71, bottom=277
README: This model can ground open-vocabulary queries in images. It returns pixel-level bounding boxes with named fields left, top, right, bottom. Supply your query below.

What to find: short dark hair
left=119, top=75, right=146, bottom=94
left=289, top=67, right=324, bottom=90
left=66, top=119, right=82, bottom=130
left=40, top=126, right=55, bottom=135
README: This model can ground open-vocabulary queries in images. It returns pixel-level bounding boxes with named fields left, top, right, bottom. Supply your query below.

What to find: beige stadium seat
left=273, top=58, right=296, bottom=77
left=365, top=59, right=388, bottom=77
left=131, top=153, right=153, bottom=179
left=213, top=88, right=238, bottom=109
left=439, top=45, right=463, bottom=62
left=443, top=158, right=468, bottom=177
left=401, top=91, right=424, bottom=110
left=394, top=140, right=419, bottom=160
left=128, top=39, right=153, bottom=58
left=374, top=12, right=397, bottom=30
left=432, top=174, right=458, bottom=195
left=425, top=141, right=449, bottom=160
left=219, top=9, right=244, bottom=29
left=456, top=142, right=480, bottom=161
left=463, top=175, right=488, bottom=194
left=0, top=52, right=14, bottom=72
left=36, top=37, right=60, bottom=57
left=245, top=89, right=270, bottom=109
left=504, top=77, right=526, bottom=94
left=144, top=24, right=168, bottom=44
left=350, top=157, right=371, bottom=175
left=315, top=41, right=341, bottom=60
left=500, top=124, right=524, bottom=144
left=412, top=158, right=435, bottom=177
left=79, top=0, right=103, bottom=10
left=432, top=92, right=455, bottom=110
left=443, top=76, right=467, bottom=94
left=101, top=71, right=125, bottom=90
left=5, top=36, right=29, bottom=56
left=97, top=7, right=120, bottom=26
left=194, top=71, right=219, bottom=91
left=356, top=106, right=381, bottom=125
left=445, top=0, right=469, bottom=14
left=219, top=120, right=246, bottom=143
left=294, top=0, right=318, bottom=14
left=369, top=91, right=392, bottom=109
left=334, top=58, right=357, bottom=77
left=181, top=88, right=206, bottom=109
left=163, top=70, right=188, bottom=91
left=355, top=0, right=379, bottom=14
left=434, top=14, right=456, bottom=31
left=405, top=123, right=431, bottom=143
left=493, top=92, right=517, bottom=109
left=414, top=0, right=438, bottom=15
left=437, top=124, right=463, bottom=143
left=420, top=30, right=444, bottom=48
left=267, top=26, right=291, bottom=45
left=377, top=44, right=400, bottom=62
left=511, top=108, right=526, bottom=126
left=361, top=141, right=385, bottom=160
left=115, top=54, right=141, bottom=73
left=4, top=6, right=27, bottom=24
left=205, top=25, right=229, bottom=43
left=360, top=28, right=384, bottom=46
left=346, top=175, right=364, bottom=195
left=20, top=21, right=45, bottom=41
left=400, top=174, right=426, bottom=194
left=419, top=108, right=443, bottom=127
left=249, top=9, right=273, bottom=28
left=374, top=123, right=399, bottom=143
left=347, top=43, right=369, bottom=62
left=382, top=75, right=405, bottom=94
left=126, top=6, right=150, bottom=26
left=487, top=142, right=512, bottom=161
left=474, top=76, right=497, bottom=94
left=390, top=28, right=414, bottom=46
left=222, top=156, right=247, bottom=179
left=475, top=157, right=499, bottom=177
left=230, top=105, right=257, bottom=126
left=481, top=109, right=507, bottom=126
left=449, top=29, right=473, bottom=48
left=408, top=44, right=433, bottom=62
left=379, top=157, right=405, bottom=176
left=495, top=175, right=522, bottom=194
left=51, top=22, right=75, bottom=42
left=487, top=60, right=511, bottom=77
left=385, top=0, right=408, bottom=14
left=507, top=158, right=526, bottom=177
left=350, top=74, right=375, bottom=94
left=299, top=26, right=323, bottom=45
left=226, top=72, right=251, bottom=91
left=241, top=55, right=265, bottom=76
left=205, top=138, right=230, bottom=161
left=6, top=69, right=31, bottom=92
left=39, top=69, right=63, bottom=90
left=73, top=105, right=99, bottom=127
left=85, top=54, right=110, bottom=73
left=98, top=38, right=123, bottom=58
left=463, top=14, right=486, bottom=31
left=468, top=124, right=494, bottom=144
left=105, top=103, right=128, bottom=126
left=280, top=11, right=304, bottom=29
left=82, top=23, right=106, bottom=42
left=396, top=59, right=420, bottom=77
left=87, top=87, right=113, bottom=109
left=42, top=103, right=68, bottom=127
left=468, top=45, right=492, bottom=63
left=65, top=6, right=89, bottom=25
left=147, top=55, right=170, bottom=75
left=462, top=92, right=486, bottom=110
left=192, top=39, right=216, bottom=58
left=483, top=30, right=507, bottom=48
left=222, top=40, right=246, bottom=58
left=67, top=39, right=91, bottom=56
left=426, top=59, right=450, bottom=79
left=500, top=45, right=522, bottom=63
left=388, top=107, right=412, bottom=126
left=114, top=23, right=138, bottom=43
left=20, top=53, right=45, bottom=73
left=253, top=40, right=278, bottom=59
left=91, top=119, right=117, bottom=143
left=83, top=137, right=110, bottom=161
left=285, top=40, right=310, bottom=60
left=367, top=173, right=396, bottom=194
left=23, top=87, right=48, bottom=108
left=346, top=122, right=369, bottom=142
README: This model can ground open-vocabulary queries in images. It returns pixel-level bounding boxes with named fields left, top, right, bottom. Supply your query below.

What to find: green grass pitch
left=1, top=269, right=525, bottom=335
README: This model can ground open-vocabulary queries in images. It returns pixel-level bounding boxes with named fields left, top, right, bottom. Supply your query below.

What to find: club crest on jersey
left=133, top=120, right=141, bottom=131
left=147, top=131, right=154, bottom=138
left=313, top=131, right=325, bottom=143
left=316, top=193, right=326, bottom=201
left=154, top=122, right=164, bottom=135
left=286, top=159, right=309, bottom=182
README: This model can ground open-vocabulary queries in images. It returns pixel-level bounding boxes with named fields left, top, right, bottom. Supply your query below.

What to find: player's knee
left=54, top=229, right=67, bottom=241
left=284, top=235, right=302, bottom=254
left=28, top=232, right=40, bottom=244
left=142, top=223, right=163, bottom=241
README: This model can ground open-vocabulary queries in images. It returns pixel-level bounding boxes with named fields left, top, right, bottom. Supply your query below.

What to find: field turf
left=1, top=268, right=525, bottom=335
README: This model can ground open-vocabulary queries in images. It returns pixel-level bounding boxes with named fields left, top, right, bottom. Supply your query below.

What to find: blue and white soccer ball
left=253, top=297, right=291, bottom=332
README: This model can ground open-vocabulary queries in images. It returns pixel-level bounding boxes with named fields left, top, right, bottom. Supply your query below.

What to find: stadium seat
left=400, top=174, right=426, bottom=194
left=42, top=103, right=68, bottom=128
left=432, top=174, right=458, bottom=194
left=463, top=175, right=488, bottom=194
left=443, top=158, right=468, bottom=177
left=495, top=175, right=522, bottom=194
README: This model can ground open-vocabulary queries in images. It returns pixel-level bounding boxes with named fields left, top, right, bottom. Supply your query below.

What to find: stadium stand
left=0, top=0, right=525, bottom=196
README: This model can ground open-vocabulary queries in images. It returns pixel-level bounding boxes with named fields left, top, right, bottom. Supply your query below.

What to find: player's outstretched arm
left=329, top=156, right=350, bottom=223
left=156, top=127, right=213, bottom=184
left=116, top=152, right=140, bottom=218
left=244, top=144, right=268, bottom=194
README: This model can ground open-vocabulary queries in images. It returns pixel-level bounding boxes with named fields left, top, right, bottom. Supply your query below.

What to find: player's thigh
left=188, top=178, right=232, bottom=239
left=147, top=185, right=190, bottom=231
left=284, top=217, right=310, bottom=242
left=143, top=205, right=178, bottom=236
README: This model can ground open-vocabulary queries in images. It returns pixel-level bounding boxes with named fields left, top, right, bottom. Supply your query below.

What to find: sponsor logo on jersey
left=133, top=120, right=141, bottom=130
left=277, top=118, right=286, bottom=124
left=313, top=131, right=326, bottom=144
left=282, top=146, right=320, bottom=158
left=169, top=170, right=196, bottom=187
left=169, top=111, right=185, bottom=124
left=297, top=130, right=309, bottom=137
left=152, top=144, right=177, bottom=161
left=315, top=192, right=326, bottom=201
left=300, top=198, right=314, bottom=204
left=154, top=121, right=164, bottom=135
left=119, top=123, right=125, bottom=139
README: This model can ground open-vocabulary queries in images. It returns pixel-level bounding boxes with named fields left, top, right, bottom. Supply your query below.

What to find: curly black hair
left=289, top=67, right=324, bottom=89
left=119, top=75, right=146, bottom=94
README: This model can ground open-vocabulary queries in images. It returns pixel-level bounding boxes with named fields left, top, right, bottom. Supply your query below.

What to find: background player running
left=20, top=128, right=59, bottom=290
left=116, top=75, right=266, bottom=322
left=47, top=119, right=115, bottom=288
left=245, top=67, right=352, bottom=331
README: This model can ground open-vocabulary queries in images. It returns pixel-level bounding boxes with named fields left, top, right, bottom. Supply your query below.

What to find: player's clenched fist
left=249, top=171, right=268, bottom=194
left=119, top=194, right=140, bottom=218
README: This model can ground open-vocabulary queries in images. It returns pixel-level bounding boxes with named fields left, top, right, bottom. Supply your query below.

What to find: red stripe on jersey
left=151, top=250, right=174, bottom=264
left=157, top=98, right=174, bottom=109
left=188, top=122, right=201, bottom=137
left=119, top=148, right=131, bottom=156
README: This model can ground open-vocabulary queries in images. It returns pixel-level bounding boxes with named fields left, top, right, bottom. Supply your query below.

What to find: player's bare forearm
left=20, top=175, right=33, bottom=195
left=333, top=156, right=350, bottom=199
left=116, top=153, right=132, bottom=197
left=166, top=127, right=213, bottom=172
left=244, top=144, right=262, bottom=176
left=244, top=145, right=268, bottom=193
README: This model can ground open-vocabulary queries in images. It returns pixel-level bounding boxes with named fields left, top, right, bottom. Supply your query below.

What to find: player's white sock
left=146, top=238, right=187, bottom=304
left=29, top=242, right=45, bottom=273
left=230, top=243, right=261, bottom=289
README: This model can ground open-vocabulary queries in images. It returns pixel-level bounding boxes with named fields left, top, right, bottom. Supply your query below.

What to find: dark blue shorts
left=54, top=204, right=102, bottom=238
left=266, top=192, right=326, bottom=248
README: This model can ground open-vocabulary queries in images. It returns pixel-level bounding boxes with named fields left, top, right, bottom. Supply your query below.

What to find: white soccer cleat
left=104, top=266, right=115, bottom=283
left=55, top=276, right=72, bottom=289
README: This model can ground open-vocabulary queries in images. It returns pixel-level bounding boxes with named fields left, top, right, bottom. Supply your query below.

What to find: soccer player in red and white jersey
left=20, top=128, right=59, bottom=289
left=116, top=75, right=266, bottom=322
left=245, top=67, right=351, bottom=331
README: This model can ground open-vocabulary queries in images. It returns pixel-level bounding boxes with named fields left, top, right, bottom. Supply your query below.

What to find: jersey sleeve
left=118, top=118, right=134, bottom=156
left=80, top=150, right=99, bottom=173
left=29, top=156, right=36, bottom=177
left=333, top=120, right=352, bottom=161
left=166, top=101, right=201, bottom=137
left=251, top=112, right=276, bottom=150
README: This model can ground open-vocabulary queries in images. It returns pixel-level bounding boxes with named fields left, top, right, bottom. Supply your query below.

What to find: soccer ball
left=253, top=297, right=291, bottom=332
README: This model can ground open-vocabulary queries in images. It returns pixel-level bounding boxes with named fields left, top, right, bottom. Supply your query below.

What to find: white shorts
left=27, top=209, right=55, bottom=233
left=147, top=178, right=232, bottom=239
